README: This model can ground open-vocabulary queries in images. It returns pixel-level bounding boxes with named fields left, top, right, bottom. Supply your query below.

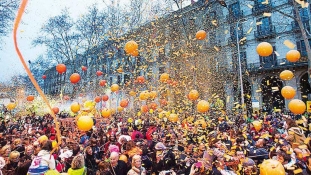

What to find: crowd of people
left=0, top=110, right=311, bottom=175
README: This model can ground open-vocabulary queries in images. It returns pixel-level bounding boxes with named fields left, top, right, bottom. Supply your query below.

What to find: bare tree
left=32, top=10, right=82, bottom=63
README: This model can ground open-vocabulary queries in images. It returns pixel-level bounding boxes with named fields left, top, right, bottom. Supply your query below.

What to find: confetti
left=247, top=4, right=253, bottom=8
left=263, top=13, right=271, bottom=17
left=284, top=40, right=296, bottom=49
left=247, top=27, right=253, bottom=34
left=256, top=21, right=262, bottom=25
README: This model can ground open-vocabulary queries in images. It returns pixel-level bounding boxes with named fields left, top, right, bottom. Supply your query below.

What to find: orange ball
left=70, top=73, right=81, bottom=84
left=139, top=91, right=150, bottom=101
left=160, top=99, right=168, bottom=106
left=195, top=30, right=207, bottom=40
left=288, top=99, right=306, bottom=114
left=149, top=91, right=157, bottom=99
left=137, top=76, right=145, bottom=84
left=101, top=108, right=111, bottom=118
left=99, top=80, right=106, bottom=86
left=280, top=70, right=294, bottom=81
left=52, top=107, right=59, bottom=114
left=150, top=102, right=158, bottom=110
left=260, top=159, right=285, bottom=175
left=160, top=73, right=169, bottom=82
left=56, top=64, right=66, bottom=74
left=188, top=90, right=199, bottom=101
left=111, top=84, right=119, bottom=92
left=77, top=115, right=93, bottom=131
left=124, top=40, right=138, bottom=54
left=256, top=42, right=273, bottom=57
left=102, top=95, right=109, bottom=101
left=169, top=114, right=178, bottom=122
left=120, top=99, right=129, bottom=108
left=197, top=100, right=210, bottom=113
left=286, top=50, right=300, bottom=62
left=129, top=91, right=136, bottom=96
left=141, top=105, right=149, bottom=113
left=70, top=103, right=80, bottom=113
left=281, top=86, right=296, bottom=99
left=6, top=103, right=16, bottom=110
left=130, top=49, right=139, bottom=57
left=26, top=95, right=35, bottom=102
left=94, top=96, right=101, bottom=103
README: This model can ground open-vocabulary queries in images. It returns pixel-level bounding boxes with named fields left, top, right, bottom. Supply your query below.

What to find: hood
left=38, top=150, right=50, bottom=157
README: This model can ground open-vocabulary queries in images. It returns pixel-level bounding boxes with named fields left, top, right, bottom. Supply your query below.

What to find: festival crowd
left=0, top=110, right=311, bottom=175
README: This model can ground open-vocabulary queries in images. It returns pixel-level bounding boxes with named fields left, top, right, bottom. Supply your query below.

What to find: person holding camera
left=152, top=142, right=176, bottom=175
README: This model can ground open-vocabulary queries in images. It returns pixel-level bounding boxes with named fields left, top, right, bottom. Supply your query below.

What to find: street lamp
left=236, top=18, right=247, bottom=110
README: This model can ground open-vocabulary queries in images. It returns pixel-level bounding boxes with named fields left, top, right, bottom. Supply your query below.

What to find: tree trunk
left=293, top=1, right=311, bottom=88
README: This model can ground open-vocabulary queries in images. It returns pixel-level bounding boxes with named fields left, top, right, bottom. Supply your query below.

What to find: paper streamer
left=13, top=0, right=61, bottom=153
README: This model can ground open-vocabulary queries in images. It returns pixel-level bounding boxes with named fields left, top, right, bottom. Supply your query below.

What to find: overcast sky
left=0, top=0, right=191, bottom=83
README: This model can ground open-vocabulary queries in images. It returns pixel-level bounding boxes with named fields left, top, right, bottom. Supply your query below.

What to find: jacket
left=28, top=150, right=55, bottom=175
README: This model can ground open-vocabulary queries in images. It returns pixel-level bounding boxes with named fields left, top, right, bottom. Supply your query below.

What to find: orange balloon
left=281, top=86, right=296, bottom=99
left=117, top=106, right=124, bottom=112
left=129, top=91, right=136, bottom=96
left=197, top=100, right=210, bottom=113
left=160, top=99, right=168, bottom=106
left=188, top=90, right=199, bottom=101
left=96, top=71, right=103, bottom=76
left=260, top=159, right=285, bottom=175
left=120, top=99, right=129, bottom=108
left=70, top=73, right=81, bottom=84
left=56, top=64, right=66, bottom=74
left=52, top=107, right=59, bottom=114
left=124, top=40, right=138, bottom=54
left=71, top=103, right=80, bottom=113
left=26, top=95, right=34, bottom=101
left=77, top=115, right=94, bottom=131
left=288, top=99, right=306, bottom=114
left=99, top=80, right=106, bottom=86
left=130, top=49, right=139, bottom=57
left=111, top=84, right=119, bottom=92
left=195, top=30, right=206, bottom=40
left=81, top=66, right=87, bottom=71
left=141, top=105, right=149, bottom=113
left=6, top=103, right=16, bottom=110
left=101, top=108, right=111, bottom=118
left=95, top=96, right=101, bottom=103
left=137, top=76, right=145, bottom=84
left=139, top=91, right=150, bottom=101
left=149, top=91, right=157, bottom=99
left=102, top=95, right=109, bottom=101
left=256, top=42, right=273, bottom=57
left=150, top=102, right=158, bottom=110
left=169, top=114, right=178, bottom=122
left=160, top=73, right=169, bottom=82
left=280, top=70, right=294, bottom=81
left=286, top=50, right=300, bottom=62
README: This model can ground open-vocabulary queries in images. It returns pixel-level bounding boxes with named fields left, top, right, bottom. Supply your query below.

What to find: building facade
left=43, top=0, right=311, bottom=113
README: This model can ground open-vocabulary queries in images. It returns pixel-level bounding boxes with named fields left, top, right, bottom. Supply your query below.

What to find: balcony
left=291, top=20, right=310, bottom=31
left=247, top=58, right=308, bottom=72
left=228, top=34, right=246, bottom=46
left=254, top=26, right=276, bottom=40
left=226, top=10, right=244, bottom=23
left=252, top=2, right=272, bottom=16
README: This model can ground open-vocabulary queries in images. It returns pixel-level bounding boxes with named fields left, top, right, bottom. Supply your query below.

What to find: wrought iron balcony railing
left=254, top=26, right=276, bottom=40
left=291, top=20, right=310, bottom=31
left=252, top=2, right=272, bottom=16
left=247, top=58, right=308, bottom=72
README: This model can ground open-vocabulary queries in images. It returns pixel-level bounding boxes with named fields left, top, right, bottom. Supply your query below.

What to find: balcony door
left=257, top=17, right=271, bottom=33
left=259, top=46, right=276, bottom=68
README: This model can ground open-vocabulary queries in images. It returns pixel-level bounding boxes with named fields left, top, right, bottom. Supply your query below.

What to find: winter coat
left=28, top=150, right=56, bottom=175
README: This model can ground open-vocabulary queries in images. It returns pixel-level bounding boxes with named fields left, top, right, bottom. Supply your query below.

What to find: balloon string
left=13, top=0, right=61, bottom=153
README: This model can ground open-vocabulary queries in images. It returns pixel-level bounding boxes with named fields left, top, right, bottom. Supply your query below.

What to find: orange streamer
left=13, top=0, right=61, bottom=152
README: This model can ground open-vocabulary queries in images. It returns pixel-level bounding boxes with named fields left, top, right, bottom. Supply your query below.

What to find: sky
left=0, top=0, right=192, bottom=83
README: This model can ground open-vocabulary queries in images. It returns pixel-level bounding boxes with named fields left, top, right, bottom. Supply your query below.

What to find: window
left=259, top=46, right=277, bottom=68
left=124, top=74, right=130, bottom=85
left=117, top=75, right=121, bottom=85
left=228, top=2, right=241, bottom=19
left=257, top=17, right=271, bottom=32
left=296, top=39, right=311, bottom=57
left=240, top=52, right=247, bottom=72
left=294, top=8, right=309, bottom=21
